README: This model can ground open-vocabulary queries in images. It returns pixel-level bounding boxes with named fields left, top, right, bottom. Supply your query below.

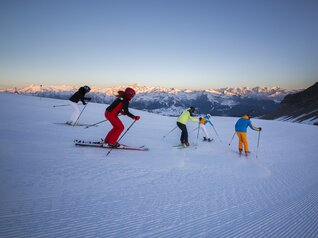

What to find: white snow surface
left=0, top=93, right=318, bottom=238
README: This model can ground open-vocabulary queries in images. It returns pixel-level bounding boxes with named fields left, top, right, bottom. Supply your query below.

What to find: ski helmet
left=189, top=106, right=195, bottom=113
left=83, top=85, right=91, bottom=92
left=124, top=87, right=136, bottom=100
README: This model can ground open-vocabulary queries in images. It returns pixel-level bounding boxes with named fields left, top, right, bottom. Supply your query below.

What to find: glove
left=134, top=116, right=140, bottom=121
left=259, top=127, right=262, bottom=131
left=83, top=102, right=87, bottom=105
left=87, top=97, right=92, bottom=101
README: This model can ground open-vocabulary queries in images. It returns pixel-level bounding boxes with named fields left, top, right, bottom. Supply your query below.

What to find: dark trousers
left=177, top=122, right=188, bottom=143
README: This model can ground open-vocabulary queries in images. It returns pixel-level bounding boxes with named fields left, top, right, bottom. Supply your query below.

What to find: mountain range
left=1, top=84, right=299, bottom=117
left=262, top=82, right=318, bottom=124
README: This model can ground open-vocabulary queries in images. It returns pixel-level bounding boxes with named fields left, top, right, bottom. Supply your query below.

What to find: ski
left=172, top=144, right=185, bottom=147
left=172, top=144, right=192, bottom=149
left=178, top=146, right=191, bottom=149
left=235, top=150, right=251, bottom=158
left=74, top=140, right=149, bottom=151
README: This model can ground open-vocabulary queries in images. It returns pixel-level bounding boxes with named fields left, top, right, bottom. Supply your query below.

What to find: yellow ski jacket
left=177, top=108, right=199, bottom=125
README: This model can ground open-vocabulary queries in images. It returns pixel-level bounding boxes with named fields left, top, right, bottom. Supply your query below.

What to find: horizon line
left=0, top=83, right=307, bottom=91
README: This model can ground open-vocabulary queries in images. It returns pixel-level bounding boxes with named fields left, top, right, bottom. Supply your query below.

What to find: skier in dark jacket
left=104, top=87, right=140, bottom=147
left=67, top=86, right=91, bottom=125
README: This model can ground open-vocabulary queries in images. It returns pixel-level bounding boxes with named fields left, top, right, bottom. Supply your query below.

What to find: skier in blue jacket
left=235, top=115, right=261, bottom=155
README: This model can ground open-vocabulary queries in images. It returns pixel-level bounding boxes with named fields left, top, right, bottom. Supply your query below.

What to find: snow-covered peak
left=1, top=84, right=294, bottom=100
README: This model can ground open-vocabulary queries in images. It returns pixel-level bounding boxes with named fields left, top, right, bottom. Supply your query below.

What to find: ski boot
left=109, top=142, right=121, bottom=148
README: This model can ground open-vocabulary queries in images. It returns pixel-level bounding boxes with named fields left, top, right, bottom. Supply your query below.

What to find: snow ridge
left=1, top=84, right=298, bottom=117
left=1, top=84, right=294, bottom=101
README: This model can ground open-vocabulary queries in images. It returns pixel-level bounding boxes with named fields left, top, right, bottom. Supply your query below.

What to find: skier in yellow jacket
left=235, top=114, right=261, bottom=155
left=177, top=107, right=199, bottom=147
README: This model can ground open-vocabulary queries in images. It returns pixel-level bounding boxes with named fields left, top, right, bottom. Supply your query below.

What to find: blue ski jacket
left=235, top=115, right=259, bottom=132
left=199, top=115, right=213, bottom=126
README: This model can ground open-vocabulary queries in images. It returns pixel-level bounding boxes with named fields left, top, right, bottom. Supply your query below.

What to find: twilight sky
left=0, top=0, right=317, bottom=90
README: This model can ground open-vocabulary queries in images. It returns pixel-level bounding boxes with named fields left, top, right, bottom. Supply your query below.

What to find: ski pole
left=73, top=102, right=89, bottom=126
left=106, top=120, right=137, bottom=157
left=53, top=104, right=70, bottom=107
left=40, top=85, right=43, bottom=100
left=163, top=126, right=178, bottom=138
left=195, top=122, right=200, bottom=146
left=256, top=130, right=261, bottom=159
left=228, top=132, right=236, bottom=146
left=85, top=119, right=107, bottom=129
left=212, top=125, right=222, bottom=143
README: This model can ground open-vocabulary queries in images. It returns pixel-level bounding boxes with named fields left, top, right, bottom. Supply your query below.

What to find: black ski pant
left=177, top=122, right=188, bottom=144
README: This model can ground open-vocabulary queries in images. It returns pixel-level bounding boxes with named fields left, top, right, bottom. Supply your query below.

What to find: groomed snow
left=0, top=93, right=317, bottom=238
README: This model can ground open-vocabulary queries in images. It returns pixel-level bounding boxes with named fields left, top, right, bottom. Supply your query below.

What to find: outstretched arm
left=207, top=120, right=213, bottom=126
left=248, top=121, right=261, bottom=131
left=189, top=116, right=199, bottom=122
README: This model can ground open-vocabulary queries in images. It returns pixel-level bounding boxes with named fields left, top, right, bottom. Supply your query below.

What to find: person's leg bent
left=105, top=113, right=124, bottom=145
left=177, top=122, right=188, bottom=143
left=69, top=101, right=80, bottom=123
left=201, top=125, right=209, bottom=139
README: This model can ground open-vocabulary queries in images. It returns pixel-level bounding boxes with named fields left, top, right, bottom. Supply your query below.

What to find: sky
left=0, top=0, right=317, bottom=90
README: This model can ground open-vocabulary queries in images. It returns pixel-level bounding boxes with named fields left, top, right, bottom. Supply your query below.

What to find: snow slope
left=0, top=93, right=318, bottom=238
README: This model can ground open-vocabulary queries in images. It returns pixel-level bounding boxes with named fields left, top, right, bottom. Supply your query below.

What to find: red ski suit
left=104, top=97, right=135, bottom=145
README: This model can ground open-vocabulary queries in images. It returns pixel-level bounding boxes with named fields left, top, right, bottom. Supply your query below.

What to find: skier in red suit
left=104, top=87, right=140, bottom=147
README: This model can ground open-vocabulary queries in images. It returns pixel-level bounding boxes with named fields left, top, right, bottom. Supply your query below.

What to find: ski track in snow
left=0, top=93, right=318, bottom=238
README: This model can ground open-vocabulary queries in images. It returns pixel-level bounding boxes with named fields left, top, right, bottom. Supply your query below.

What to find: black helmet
left=189, top=106, right=195, bottom=114
left=83, top=85, right=91, bottom=92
